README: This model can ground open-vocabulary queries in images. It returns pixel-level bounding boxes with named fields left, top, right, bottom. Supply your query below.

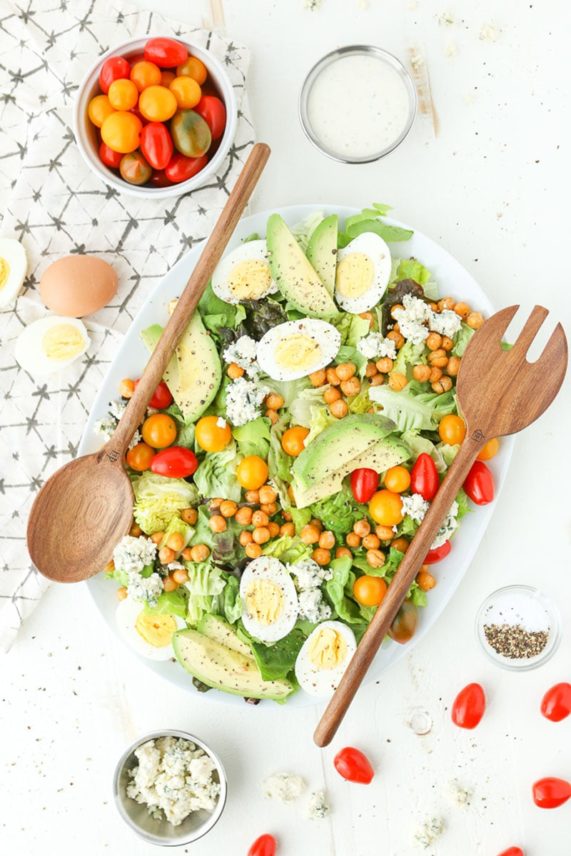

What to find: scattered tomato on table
left=532, top=776, right=571, bottom=809
left=334, top=746, right=375, bottom=784
left=451, top=683, right=486, bottom=729
left=540, top=682, right=571, bottom=722
left=247, top=834, right=277, bottom=856
left=497, top=848, right=524, bottom=856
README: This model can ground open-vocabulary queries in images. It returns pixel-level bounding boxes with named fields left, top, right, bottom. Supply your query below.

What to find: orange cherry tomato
left=87, top=94, right=114, bottom=128
left=107, top=78, right=138, bottom=111
left=99, top=56, right=131, bottom=94
left=384, top=465, right=411, bottom=494
left=160, top=70, right=176, bottom=87
left=177, top=55, right=207, bottom=85
left=100, top=111, right=142, bottom=153
left=353, top=575, right=387, bottom=607
left=281, top=426, right=309, bottom=457
left=368, top=489, right=403, bottom=526
left=138, top=85, right=178, bottom=122
left=438, top=414, right=466, bottom=445
left=195, top=415, right=232, bottom=452
left=477, top=437, right=500, bottom=461
left=126, top=442, right=155, bottom=472
left=141, top=413, right=177, bottom=449
left=169, top=75, right=202, bottom=109
left=130, top=60, right=162, bottom=92
left=236, top=455, right=269, bottom=490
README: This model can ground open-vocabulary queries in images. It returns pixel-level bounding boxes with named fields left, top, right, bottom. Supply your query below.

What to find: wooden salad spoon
left=314, top=304, right=567, bottom=747
left=27, top=142, right=271, bottom=583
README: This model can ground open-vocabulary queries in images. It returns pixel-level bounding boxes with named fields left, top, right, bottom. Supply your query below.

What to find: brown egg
left=40, top=255, right=117, bottom=317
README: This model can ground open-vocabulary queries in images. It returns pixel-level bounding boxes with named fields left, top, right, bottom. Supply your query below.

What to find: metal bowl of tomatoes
left=74, top=36, right=237, bottom=198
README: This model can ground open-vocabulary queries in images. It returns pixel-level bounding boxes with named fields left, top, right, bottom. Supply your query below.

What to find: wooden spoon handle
left=105, top=142, right=271, bottom=458
left=313, top=431, right=484, bottom=747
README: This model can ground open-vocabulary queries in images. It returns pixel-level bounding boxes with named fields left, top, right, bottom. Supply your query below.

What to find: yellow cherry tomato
left=281, top=426, right=310, bottom=457
left=236, top=455, right=269, bottom=491
left=438, top=414, right=466, bottom=445
left=138, top=85, right=178, bottom=122
left=160, top=70, right=176, bottom=87
left=100, top=111, right=142, bottom=153
left=477, top=437, right=500, bottom=461
left=368, top=489, right=403, bottom=527
left=177, top=55, right=207, bottom=85
left=384, top=465, right=411, bottom=494
left=195, top=415, right=232, bottom=452
left=141, top=413, right=177, bottom=449
left=353, top=575, right=387, bottom=607
left=107, top=78, right=138, bottom=111
left=126, top=442, right=155, bottom=472
left=87, top=94, right=114, bottom=128
left=169, top=75, right=202, bottom=109
left=130, top=60, right=162, bottom=92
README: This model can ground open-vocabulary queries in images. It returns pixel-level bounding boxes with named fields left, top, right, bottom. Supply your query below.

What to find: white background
left=3, top=1, right=571, bottom=854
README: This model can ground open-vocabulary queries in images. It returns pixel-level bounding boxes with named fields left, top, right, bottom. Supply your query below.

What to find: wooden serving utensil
left=27, top=142, right=271, bottom=583
left=314, top=304, right=567, bottom=747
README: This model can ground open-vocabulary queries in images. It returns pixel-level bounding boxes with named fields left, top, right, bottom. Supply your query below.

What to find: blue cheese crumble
left=225, top=377, right=269, bottom=426
left=95, top=398, right=140, bottom=449
left=126, top=571, right=163, bottom=605
left=290, top=558, right=333, bottom=590
left=113, top=535, right=157, bottom=574
left=392, top=294, right=462, bottom=344
left=357, top=332, right=397, bottom=360
left=223, top=335, right=260, bottom=378
left=431, top=500, right=459, bottom=549
left=298, top=589, right=332, bottom=624
left=401, top=493, right=429, bottom=524
left=263, top=772, right=306, bottom=802
left=307, top=789, right=330, bottom=820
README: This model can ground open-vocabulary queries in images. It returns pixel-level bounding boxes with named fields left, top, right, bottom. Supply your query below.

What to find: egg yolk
left=307, top=627, right=348, bottom=670
left=135, top=612, right=177, bottom=648
left=228, top=259, right=272, bottom=299
left=336, top=253, right=374, bottom=298
left=275, top=334, right=321, bottom=371
left=0, top=256, right=10, bottom=291
left=42, top=324, right=85, bottom=361
left=245, top=579, right=284, bottom=625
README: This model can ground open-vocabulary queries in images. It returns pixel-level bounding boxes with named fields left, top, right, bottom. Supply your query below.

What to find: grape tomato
left=99, top=55, right=131, bottom=93
left=333, top=747, right=375, bottom=784
left=144, top=37, right=188, bottom=69
left=451, top=683, right=486, bottom=729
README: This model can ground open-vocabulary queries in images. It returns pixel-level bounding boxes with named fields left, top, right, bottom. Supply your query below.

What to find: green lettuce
left=198, top=283, right=246, bottom=334
left=291, top=507, right=312, bottom=534
left=248, top=628, right=306, bottom=681
left=232, top=417, right=271, bottom=458
left=264, top=376, right=311, bottom=408
left=291, top=211, right=324, bottom=251
left=453, top=322, right=475, bottom=357
left=268, top=423, right=293, bottom=506
left=438, top=442, right=460, bottom=467
left=190, top=506, right=240, bottom=565
left=324, top=557, right=368, bottom=630
left=392, top=258, right=438, bottom=300
left=146, top=588, right=188, bottom=619
left=133, top=472, right=198, bottom=534
left=348, top=384, right=372, bottom=415
left=310, top=485, right=363, bottom=538
left=335, top=344, right=367, bottom=376
left=193, top=443, right=242, bottom=502
left=392, top=341, right=427, bottom=378
left=290, top=386, right=330, bottom=428
left=338, top=203, right=413, bottom=248
left=369, top=383, right=456, bottom=432
left=159, top=517, right=194, bottom=551
left=222, top=574, right=242, bottom=624
left=455, top=487, right=470, bottom=520
left=185, top=562, right=226, bottom=625
left=333, top=313, right=371, bottom=347
left=262, top=535, right=312, bottom=563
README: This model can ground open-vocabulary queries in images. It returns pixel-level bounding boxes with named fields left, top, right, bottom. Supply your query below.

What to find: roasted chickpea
left=209, top=514, right=227, bottom=533
left=323, top=386, right=341, bottom=404
left=467, top=311, right=484, bottom=329
left=227, top=362, right=244, bottom=379
left=387, top=330, right=405, bottom=349
left=346, top=531, right=361, bottom=548
left=310, top=518, right=323, bottom=530
left=330, top=399, right=348, bottom=418
left=300, top=524, right=321, bottom=545
left=151, top=531, right=165, bottom=545
left=366, top=549, right=385, bottom=569
left=266, top=409, right=279, bottom=425
left=239, top=530, right=253, bottom=546
left=312, top=547, right=331, bottom=566
left=441, top=336, right=454, bottom=351
left=172, top=568, right=189, bottom=585
left=191, top=544, right=210, bottom=562
left=359, top=311, right=374, bottom=324
left=252, top=510, right=269, bottom=527
left=336, top=362, right=356, bottom=381
left=362, top=533, right=381, bottom=550
left=429, top=367, right=443, bottom=383
left=319, top=530, right=335, bottom=549
left=180, top=507, right=197, bottom=525
left=219, top=500, right=237, bottom=518
left=353, top=518, right=371, bottom=538
left=235, top=506, right=253, bottom=526
left=309, top=369, right=327, bottom=387
left=163, top=575, right=178, bottom=592
left=432, top=376, right=453, bottom=393
left=376, top=357, right=394, bottom=374
left=265, top=392, right=284, bottom=410
left=209, top=498, right=223, bottom=510
left=326, top=367, right=341, bottom=386
left=117, top=586, right=128, bottom=600
left=438, top=297, right=455, bottom=311
left=412, top=364, right=431, bottom=382
left=280, top=522, right=295, bottom=537
left=390, top=303, right=404, bottom=319
left=158, top=546, right=175, bottom=564
left=417, top=568, right=436, bottom=591
left=259, top=484, right=277, bottom=504
left=428, top=349, right=449, bottom=368
left=391, top=537, right=409, bottom=554
left=340, top=376, right=361, bottom=397
left=245, top=542, right=263, bottom=559
left=389, top=372, right=407, bottom=391
left=335, top=546, right=353, bottom=559
left=166, top=531, right=185, bottom=552
left=375, top=525, right=394, bottom=541
left=129, top=523, right=142, bottom=537
left=268, top=521, right=280, bottom=537
left=370, top=373, right=385, bottom=386
left=446, top=355, right=461, bottom=376
left=252, top=526, right=271, bottom=544
left=119, top=378, right=135, bottom=398
left=244, top=489, right=260, bottom=504
left=426, top=332, right=442, bottom=351
left=181, top=547, right=193, bottom=561
left=261, top=502, right=278, bottom=516
left=454, top=301, right=471, bottom=318
left=365, top=361, right=378, bottom=377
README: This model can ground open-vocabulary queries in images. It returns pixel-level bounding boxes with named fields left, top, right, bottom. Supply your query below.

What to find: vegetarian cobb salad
left=98, top=204, right=499, bottom=703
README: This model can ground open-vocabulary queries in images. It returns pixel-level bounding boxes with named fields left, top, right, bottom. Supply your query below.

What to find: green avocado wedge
left=306, top=214, right=339, bottom=297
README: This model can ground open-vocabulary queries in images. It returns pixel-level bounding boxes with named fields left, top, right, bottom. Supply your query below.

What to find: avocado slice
left=291, top=414, right=410, bottom=507
left=266, top=214, right=339, bottom=319
left=306, top=215, right=338, bottom=297
left=141, top=311, right=222, bottom=424
left=198, top=614, right=252, bottom=659
left=173, top=628, right=294, bottom=702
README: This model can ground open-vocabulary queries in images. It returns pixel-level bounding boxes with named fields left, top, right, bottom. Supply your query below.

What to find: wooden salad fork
left=314, top=304, right=567, bottom=747
left=26, top=143, right=271, bottom=583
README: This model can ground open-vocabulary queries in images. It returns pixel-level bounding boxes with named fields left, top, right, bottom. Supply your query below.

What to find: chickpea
left=266, top=409, right=279, bottom=425
left=346, top=531, right=361, bottom=548
left=158, top=546, right=175, bottom=564
left=163, top=575, right=178, bottom=592
left=180, top=507, right=197, bottom=525
left=282, top=510, right=293, bottom=522
left=366, top=549, right=385, bottom=569
left=252, top=510, right=269, bottom=527
left=376, top=525, right=394, bottom=541
left=261, top=502, right=278, bottom=516
left=117, top=586, right=128, bottom=600
left=265, top=392, right=284, bottom=410
left=323, top=386, right=341, bottom=404
left=326, top=367, right=341, bottom=386
left=268, top=522, right=280, bottom=537
left=330, top=399, right=349, bottom=418
left=426, top=332, right=442, bottom=351
left=239, top=530, right=253, bottom=546
left=166, top=531, right=185, bottom=552
left=220, top=500, right=238, bottom=518
left=340, top=376, right=361, bottom=397
left=417, top=568, right=436, bottom=591
left=259, top=484, right=277, bottom=504
left=446, top=356, right=461, bottom=376
left=245, top=542, right=263, bottom=559
left=129, top=523, right=142, bottom=537
left=119, top=378, right=135, bottom=398
left=310, top=518, right=323, bottom=531
left=389, top=372, right=408, bottom=391
left=454, top=301, right=471, bottom=318
left=389, top=303, right=404, bottom=319
left=151, top=531, right=165, bottom=545
left=335, top=546, right=352, bottom=559
left=244, top=489, right=260, bottom=504
left=467, top=311, right=484, bottom=329
left=365, top=361, right=378, bottom=377
left=172, top=568, right=189, bottom=585
left=235, top=506, right=253, bottom=526
left=312, top=547, right=331, bottom=566
left=280, top=522, right=295, bottom=537
left=441, top=336, right=454, bottom=352
left=353, top=518, right=371, bottom=538
left=428, top=349, right=449, bottom=368
left=412, top=364, right=431, bottom=382
left=209, top=498, right=223, bottom=510
left=309, top=369, right=327, bottom=387
left=227, top=362, right=244, bottom=379
left=438, top=297, right=455, bottom=311
left=181, top=547, right=193, bottom=561
left=336, top=362, right=356, bottom=381
left=387, top=330, right=405, bottom=349
left=252, top=526, right=270, bottom=545
left=432, top=376, right=453, bottom=393
left=319, top=530, right=335, bottom=550
left=370, top=373, right=385, bottom=386
left=362, top=533, right=381, bottom=550
left=429, top=301, right=438, bottom=311
left=209, top=514, right=227, bottom=533
left=192, top=544, right=210, bottom=562
left=376, top=357, right=394, bottom=374
left=429, top=367, right=443, bottom=383
left=359, top=311, right=374, bottom=324
left=301, top=524, right=321, bottom=545
left=392, top=322, right=401, bottom=333
left=391, top=537, right=409, bottom=553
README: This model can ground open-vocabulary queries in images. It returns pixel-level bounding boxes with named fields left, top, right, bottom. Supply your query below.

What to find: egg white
left=295, top=620, right=357, bottom=697
left=240, top=556, right=298, bottom=644
left=334, top=232, right=391, bottom=313
left=0, top=238, right=27, bottom=307
left=14, top=315, right=90, bottom=377
left=116, top=598, right=185, bottom=661
left=256, top=319, right=341, bottom=382
left=211, top=240, right=277, bottom=305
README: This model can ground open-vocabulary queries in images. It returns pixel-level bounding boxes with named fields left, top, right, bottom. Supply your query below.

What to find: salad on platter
left=98, top=204, right=498, bottom=703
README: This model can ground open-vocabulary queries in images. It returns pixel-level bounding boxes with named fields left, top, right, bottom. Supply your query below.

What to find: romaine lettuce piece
left=232, top=417, right=271, bottom=458
left=133, top=472, right=198, bottom=534
left=193, top=443, right=242, bottom=502
left=369, top=383, right=456, bottom=432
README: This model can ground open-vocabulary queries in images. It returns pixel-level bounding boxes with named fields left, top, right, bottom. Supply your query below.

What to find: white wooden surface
left=3, top=1, right=571, bottom=854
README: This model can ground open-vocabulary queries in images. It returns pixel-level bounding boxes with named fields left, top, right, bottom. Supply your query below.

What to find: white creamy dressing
left=306, top=54, right=411, bottom=159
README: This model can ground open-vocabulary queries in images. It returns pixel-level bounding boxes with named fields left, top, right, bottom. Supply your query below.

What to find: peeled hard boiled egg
left=211, top=240, right=277, bottom=304
left=0, top=237, right=27, bottom=307
left=334, top=232, right=391, bottom=313
left=295, top=620, right=357, bottom=697
left=14, top=316, right=90, bottom=376
left=240, top=556, right=298, bottom=644
left=257, top=318, right=341, bottom=381
left=116, top=598, right=185, bottom=661
left=40, top=254, right=117, bottom=317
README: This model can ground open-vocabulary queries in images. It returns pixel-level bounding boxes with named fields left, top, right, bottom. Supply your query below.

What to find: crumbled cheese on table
left=263, top=772, right=306, bottom=802
left=414, top=816, right=445, bottom=848
left=290, top=558, right=333, bottom=590
left=298, top=589, right=332, bottom=624
left=307, top=789, right=330, bottom=819
left=223, top=335, right=260, bottom=378
left=401, top=493, right=429, bottom=524
left=357, top=332, right=397, bottom=360
left=225, top=377, right=268, bottom=426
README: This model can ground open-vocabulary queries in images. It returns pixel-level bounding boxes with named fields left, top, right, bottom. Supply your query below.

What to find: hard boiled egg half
left=116, top=598, right=185, bottom=661
left=0, top=237, right=27, bottom=307
left=14, top=316, right=90, bottom=376
left=211, top=239, right=278, bottom=304
left=257, top=319, right=341, bottom=381
left=295, top=620, right=357, bottom=697
left=240, top=556, right=298, bottom=643
left=334, top=232, right=391, bottom=313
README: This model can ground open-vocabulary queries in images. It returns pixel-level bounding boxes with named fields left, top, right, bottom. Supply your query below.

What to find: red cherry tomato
left=247, top=834, right=276, bottom=856
left=424, top=540, right=451, bottom=564
left=150, top=446, right=198, bottom=479
left=134, top=379, right=173, bottom=409
left=541, top=683, right=571, bottom=722
left=194, top=94, right=226, bottom=140
left=350, top=468, right=379, bottom=503
left=451, top=683, right=486, bottom=729
left=98, top=141, right=123, bottom=168
left=140, top=122, right=174, bottom=170
left=464, top=460, right=495, bottom=505
left=410, top=453, right=439, bottom=501
left=164, top=152, right=208, bottom=183
left=498, top=849, right=524, bottom=856
left=148, top=169, right=172, bottom=188
left=99, top=55, right=131, bottom=94
left=333, top=747, right=374, bottom=784
left=532, top=777, right=571, bottom=809
left=144, top=37, right=188, bottom=69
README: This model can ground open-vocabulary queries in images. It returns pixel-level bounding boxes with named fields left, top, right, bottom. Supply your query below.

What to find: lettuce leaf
left=310, top=485, right=363, bottom=538
left=232, top=417, right=271, bottom=458
left=193, top=443, right=242, bottom=502
left=392, top=341, right=427, bottom=378
left=393, top=258, right=438, bottom=300
left=198, top=282, right=246, bottom=334
left=159, top=517, right=194, bottom=551
left=146, top=588, right=188, bottom=619
left=185, top=561, right=226, bottom=625
left=291, top=211, right=324, bottom=251
left=133, top=472, right=198, bottom=534
left=402, top=430, right=447, bottom=473
left=453, top=322, right=475, bottom=357
left=333, top=313, right=371, bottom=347
left=248, top=628, right=306, bottom=681
left=222, top=574, right=242, bottom=624
left=338, top=204, right=413, bottom=248
left=369, top=384, right=456, bottom=432
left=262, top=535, right=312, bottom=563
left=290, top=386, right=330, bottom=428
left=324, top=556, right=368, bottom=630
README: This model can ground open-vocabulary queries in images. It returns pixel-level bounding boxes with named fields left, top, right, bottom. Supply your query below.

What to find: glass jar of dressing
left=299, top=45, right=416, bottom=163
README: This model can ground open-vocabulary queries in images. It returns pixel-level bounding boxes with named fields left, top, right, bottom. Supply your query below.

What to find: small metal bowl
left=113, top=729, right=228, bottom=846
left=299, top=45, right=416, bottom=164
